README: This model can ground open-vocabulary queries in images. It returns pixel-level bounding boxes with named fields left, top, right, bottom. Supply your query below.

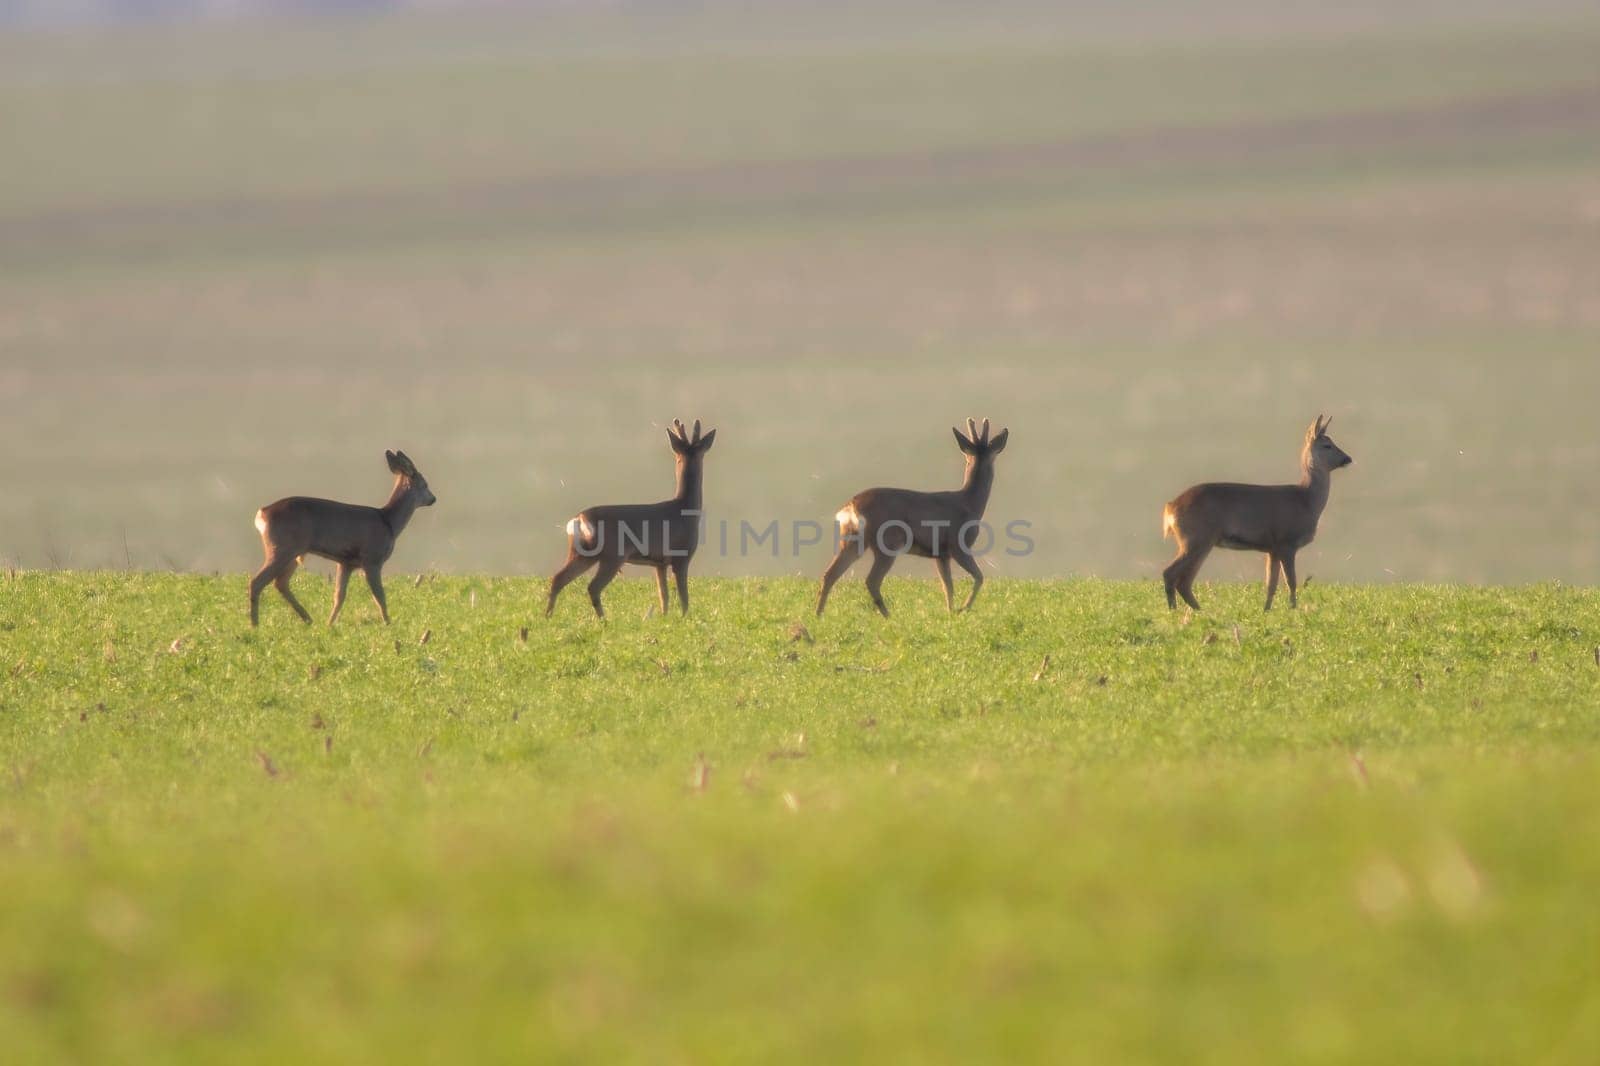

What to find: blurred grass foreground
left=3, top=573, right=1600, bottom=1061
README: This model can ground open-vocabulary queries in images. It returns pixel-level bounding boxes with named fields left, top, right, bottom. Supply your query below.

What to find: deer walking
left=816, top=417, right=1009, bottom=618
left=249, top=450, right=437, bottom=627
left=546, top=419, right=716, bottom=620
left=1161, top=416, right=1352, bottom=612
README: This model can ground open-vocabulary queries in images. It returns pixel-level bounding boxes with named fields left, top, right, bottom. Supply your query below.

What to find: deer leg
left=249, top=558, right=280, bottom=627
left=273, top=558, right=312, bottom=624
left=1161, top=540, right=1194, bottom=610
left=815, top=539, right=864, bottom=617
left=951, top=548, right=984, bottom=612
left=586, top=557, right=624, bottom=620
left=652, top=564, right=671, bottom=616
left=545, top=552, right=597, bottom=617
left=1174, top=543, right=1211, bottom=611
left=670, top=560, right=690, bottom=616
left=328, top=562, right=354, bottom=626
left=364, top=566, right=389, bottom=624
left=1282, top=552, right=1299, bottom=608
left=934, top=556, right=955, bottom=613
left=864, top=548, right=897, bottom=619
left=1263, top=553, right=1280, bottom=612
left=1161, top=557, right=1181, bottom=610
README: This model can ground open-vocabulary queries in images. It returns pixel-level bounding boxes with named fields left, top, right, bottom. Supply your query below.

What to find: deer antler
left=691, top=419, right=702, bottom=445
left=978, top=418, right=991, bottom=445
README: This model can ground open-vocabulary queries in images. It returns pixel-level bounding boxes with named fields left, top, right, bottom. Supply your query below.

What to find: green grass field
left=3, top=572, right=1598, bottom=1061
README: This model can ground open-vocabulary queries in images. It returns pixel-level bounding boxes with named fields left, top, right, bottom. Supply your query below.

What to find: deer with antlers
left=546, top=418, right=716, bottom=620
left=249, top=449, right=437, bottom=627
left=1161, top=415, right=1353, bottom=612
left=816, top=417, right=1009, bottom=619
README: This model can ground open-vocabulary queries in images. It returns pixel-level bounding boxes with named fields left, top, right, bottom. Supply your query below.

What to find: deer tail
left=566, top=514, right=596, bottom=545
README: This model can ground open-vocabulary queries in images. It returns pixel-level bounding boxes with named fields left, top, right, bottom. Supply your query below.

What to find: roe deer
left=250, top=450, right=437, bottom=627
left=546, top=419, right=716, bottom=620
left=816, top=417, right=1009, bottom=619
left=1161, top=415, right=1352, bottom=612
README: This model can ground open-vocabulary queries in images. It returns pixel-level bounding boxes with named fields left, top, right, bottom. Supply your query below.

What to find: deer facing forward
left=250, top=449, right=437, bottom=626
left=1162, top=416, right=1352, bottom=612
left=546, top=418, right=716, bottom=620
left=816, top=417, right=1009, bottom=618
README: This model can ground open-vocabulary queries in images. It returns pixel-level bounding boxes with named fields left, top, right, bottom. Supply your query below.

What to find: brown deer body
left=249, top=450, right=437, bottom=626
left=1162, top=416, right=1352, bottom=612
left=817, top=418, right=1009, bottom=618
left=546, top=419, right=716, bottom=620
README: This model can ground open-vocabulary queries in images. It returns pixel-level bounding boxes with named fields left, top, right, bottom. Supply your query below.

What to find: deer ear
left=988, top=428, right=1009, bottom=454
left=385, top=450, right=403, bottom=474
left=952, top=427, right=974, bottom=454
left=666, top=429, right=686, bottom=454
left=696, top=428, right=715, bottom=452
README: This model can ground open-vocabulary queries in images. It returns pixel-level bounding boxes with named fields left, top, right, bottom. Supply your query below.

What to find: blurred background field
left=2, top=0, right=1599, bottom=582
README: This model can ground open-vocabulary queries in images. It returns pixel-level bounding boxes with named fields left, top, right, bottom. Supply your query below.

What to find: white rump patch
left=835, top=504, right=862, bottom=536
left=1161, top=506, right=1176, bottom=539
left=567, top=515, right=595, bottom=542
left=254, top=509, right=267, bottom=535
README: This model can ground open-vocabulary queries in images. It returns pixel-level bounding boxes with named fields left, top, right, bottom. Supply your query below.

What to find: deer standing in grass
left=1162, top=415, right=1352, bottom=612
left=546, top=419, right=716, bottom=620
left=250, top=450, right=437, bottom=627
left=816, top=417, right=1009, bottom=618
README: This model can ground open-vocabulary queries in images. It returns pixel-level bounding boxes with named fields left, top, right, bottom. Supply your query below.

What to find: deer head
left=1302, top=415, right=1353, bottom=474
left=664, top=418, right=716, bottom=504
left=952, top=417, right=1009, bottom=473
left=666, top=419, right=716, bottom=462
left=385, top=449, right=438, bottom=506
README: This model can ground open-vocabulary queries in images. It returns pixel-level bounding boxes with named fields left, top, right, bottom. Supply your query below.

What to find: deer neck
left=674, top=460, right=704, bottom=512
left=1299, top=457, right=1331, bottom=516
left=381, top=478, right=421, bottom=536
left=960, top=461, right=994, bottom=516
